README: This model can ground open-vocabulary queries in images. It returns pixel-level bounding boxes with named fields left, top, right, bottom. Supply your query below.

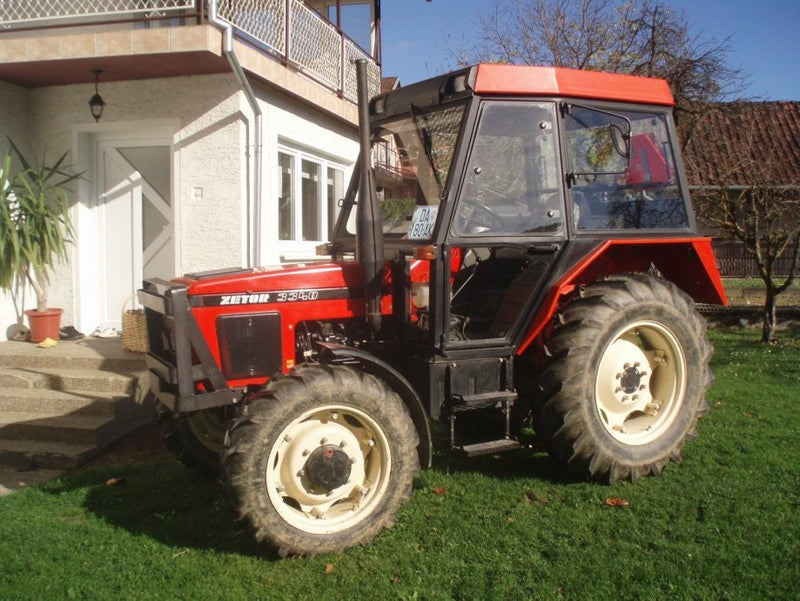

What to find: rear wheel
left=223, top=364, right=419, bottom=556
left=533, top=274, right=713, bottom=483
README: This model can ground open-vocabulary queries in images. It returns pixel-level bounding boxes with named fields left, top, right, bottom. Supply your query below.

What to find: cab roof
left=472, top=64, right=675, bottom=106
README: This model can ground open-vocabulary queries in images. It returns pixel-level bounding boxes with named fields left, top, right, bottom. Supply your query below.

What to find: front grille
left=216, top=312, right=282, bottom=380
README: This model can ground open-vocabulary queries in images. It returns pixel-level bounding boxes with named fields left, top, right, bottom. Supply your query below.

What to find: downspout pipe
left=208, top=0, right=263, bottom=268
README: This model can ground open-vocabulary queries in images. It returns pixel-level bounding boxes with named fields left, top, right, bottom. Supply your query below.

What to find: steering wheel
left=456, top=198, right=505, bottom=234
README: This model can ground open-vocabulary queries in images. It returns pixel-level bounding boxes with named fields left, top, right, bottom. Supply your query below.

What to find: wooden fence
left=712, top=239, right=799, bottom=278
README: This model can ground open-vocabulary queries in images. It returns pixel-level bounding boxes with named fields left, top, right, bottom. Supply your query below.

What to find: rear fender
left=517, top=237, right=727, bottom=355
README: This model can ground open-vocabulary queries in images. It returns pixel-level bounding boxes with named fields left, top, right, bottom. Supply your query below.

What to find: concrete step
left=0, top=438, right=101, bottom=470
left=0, top=412, right=119, bottom=446
left=0, top=387, right=141, bottom=418
left=0, top=366, right=142, bottom=395
left=0, top=338, right=155, bottom=475
left=0, top=338, right=146, bottom=372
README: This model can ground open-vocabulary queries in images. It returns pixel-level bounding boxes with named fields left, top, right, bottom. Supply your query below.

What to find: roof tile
left=681, top=101, right=800, bottom=187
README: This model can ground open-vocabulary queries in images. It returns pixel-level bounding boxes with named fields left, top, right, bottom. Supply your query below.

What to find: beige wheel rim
left=594, top=320, right=687, bottom=445
left=265, top=405, right=392, bottom=534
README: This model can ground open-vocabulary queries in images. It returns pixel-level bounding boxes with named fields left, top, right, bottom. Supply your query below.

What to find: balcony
left=0, top=0, right=380, bottom=105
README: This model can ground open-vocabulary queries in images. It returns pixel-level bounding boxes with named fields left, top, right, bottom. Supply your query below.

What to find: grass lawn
left=1, top=328, right=799, bottom=600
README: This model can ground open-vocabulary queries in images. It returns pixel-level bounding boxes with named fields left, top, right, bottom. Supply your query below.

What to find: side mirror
left=609, top=121, right=631, bottom=160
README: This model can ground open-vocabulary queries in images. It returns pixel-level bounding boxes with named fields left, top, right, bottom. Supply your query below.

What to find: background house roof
left=381, top=75, right=399, bottom=94
left=682, top=101, right=800, bottom=187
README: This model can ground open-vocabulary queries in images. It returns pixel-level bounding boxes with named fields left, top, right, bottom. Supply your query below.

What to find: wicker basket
left=121, top=298, right=149, bottom=353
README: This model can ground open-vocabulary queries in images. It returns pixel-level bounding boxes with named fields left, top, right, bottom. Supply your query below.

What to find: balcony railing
left=0, top=0, right=380, bottom=103
left=218, top=0, right=380, bottom=102
left=0, top=1, right=198, bottom=24
left=374, top=140, right=414, bottom=180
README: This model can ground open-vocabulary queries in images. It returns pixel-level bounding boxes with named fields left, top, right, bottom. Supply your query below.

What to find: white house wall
left=0, top=81, right=31, bottom=153
left=255, top=80, right=359, bottom=265
left=1, top=71, right=360, bottom=336
left=0, top=80, right=35, bottom=332
left=1, top=73, right=247, bottom=332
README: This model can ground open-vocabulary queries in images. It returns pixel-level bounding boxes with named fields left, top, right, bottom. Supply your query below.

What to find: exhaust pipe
left=355, top=59, right=383, bottom=333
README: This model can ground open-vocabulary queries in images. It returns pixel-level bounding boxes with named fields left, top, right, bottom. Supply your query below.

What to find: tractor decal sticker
left=193, top=287, right=362, bottom=307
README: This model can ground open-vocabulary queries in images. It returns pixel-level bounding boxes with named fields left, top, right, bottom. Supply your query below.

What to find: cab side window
left=565, top=105, right=689, bottom=231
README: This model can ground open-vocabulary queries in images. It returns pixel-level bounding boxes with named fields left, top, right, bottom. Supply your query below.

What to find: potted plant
left=0, top=140, right=79, bottom=342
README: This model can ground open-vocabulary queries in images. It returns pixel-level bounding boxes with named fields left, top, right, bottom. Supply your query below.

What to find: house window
left=327, top=167, right=344, bottom=237
left=279, top=152, right=294, bottom=240
left=278, top=148, right=346, bottom=248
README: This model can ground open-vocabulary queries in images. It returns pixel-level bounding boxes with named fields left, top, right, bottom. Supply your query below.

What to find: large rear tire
left=223, top=364, right=419, bottom=556
left=534, top=274, right=713, bottom=483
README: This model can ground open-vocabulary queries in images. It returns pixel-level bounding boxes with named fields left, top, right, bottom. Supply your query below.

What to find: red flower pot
left=24, top=308, right=63, bottom=343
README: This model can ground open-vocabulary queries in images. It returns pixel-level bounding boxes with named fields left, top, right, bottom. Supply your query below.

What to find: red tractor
left=139, top=61, right=727, bottom=556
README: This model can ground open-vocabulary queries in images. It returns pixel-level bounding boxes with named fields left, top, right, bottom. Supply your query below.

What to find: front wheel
left=533, top=274, right=713, bottom=483
left=223, top=365, right=419, bottom=556
left=157, top=405, right=228, bottom=476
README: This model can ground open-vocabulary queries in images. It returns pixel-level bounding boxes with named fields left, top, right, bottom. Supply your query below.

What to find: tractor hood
left=179, top=261, right=365, bottom=307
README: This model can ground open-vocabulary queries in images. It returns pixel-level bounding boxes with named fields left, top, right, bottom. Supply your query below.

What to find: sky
left=379, top=0, right=800, bottom=101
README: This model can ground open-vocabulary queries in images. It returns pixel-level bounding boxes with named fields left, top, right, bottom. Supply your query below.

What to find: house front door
left=81, top=139, right=174, bottom=331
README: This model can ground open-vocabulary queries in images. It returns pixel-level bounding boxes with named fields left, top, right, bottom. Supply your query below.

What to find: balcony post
left=283, top=0, right=291, bottom=66
left=339, top=32, right=345, bottom=98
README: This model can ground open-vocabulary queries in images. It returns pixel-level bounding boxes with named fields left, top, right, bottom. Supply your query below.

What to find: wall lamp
left=89, top=69, right=105, bottom=122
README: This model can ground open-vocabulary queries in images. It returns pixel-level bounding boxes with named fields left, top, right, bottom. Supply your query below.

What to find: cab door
left=443, top=100, right=566, bottom=345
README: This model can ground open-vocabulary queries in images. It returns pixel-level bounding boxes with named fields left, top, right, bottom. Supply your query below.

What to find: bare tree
left=684, top=102, right=800, bottom=342
left=451, top=0, right=746, bottom=112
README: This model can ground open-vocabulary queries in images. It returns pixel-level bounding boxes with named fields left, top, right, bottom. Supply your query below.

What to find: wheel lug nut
left=339, top=440, right=347, bottom=448
left=302, top=449, right=310, bottom=457
left=283, top=435, right=292, bottom=442
left=320, top=437, right=328, bottom=445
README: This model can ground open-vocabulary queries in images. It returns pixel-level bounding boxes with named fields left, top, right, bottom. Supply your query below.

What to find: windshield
left=345, top=101, right=467, bottom=239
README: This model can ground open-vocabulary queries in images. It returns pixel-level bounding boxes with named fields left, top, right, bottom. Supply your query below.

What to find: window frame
left=276, top=145, right=348, bottom=259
